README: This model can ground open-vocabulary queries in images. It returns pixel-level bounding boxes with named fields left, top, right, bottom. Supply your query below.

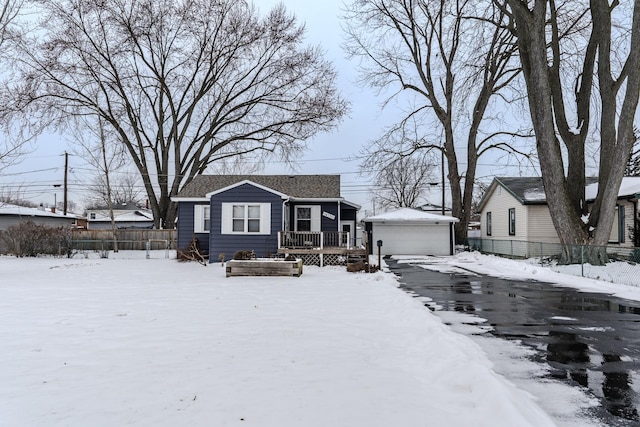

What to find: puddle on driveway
left=387, top=259, right=640, bottom=426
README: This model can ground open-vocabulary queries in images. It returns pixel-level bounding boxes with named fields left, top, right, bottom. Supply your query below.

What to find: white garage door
left=373, top=223, right=451, bottom=256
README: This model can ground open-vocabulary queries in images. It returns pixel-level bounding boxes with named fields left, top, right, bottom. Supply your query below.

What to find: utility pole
left=63, top=151, right=68, bottom=215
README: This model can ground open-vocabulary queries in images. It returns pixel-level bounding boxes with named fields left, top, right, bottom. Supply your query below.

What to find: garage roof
left=363, top=207, right=459, bottom=224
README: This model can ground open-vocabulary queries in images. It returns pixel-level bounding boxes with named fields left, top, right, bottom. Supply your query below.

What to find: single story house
left=85, top=202, right=154, bottom=229
left=362, top=207, right=459, bottom=256
left=171, top=175, right=361, bottom=264
left=0, top=203, right=78, bottom=231
left=476, top=176, right=638, bottom=257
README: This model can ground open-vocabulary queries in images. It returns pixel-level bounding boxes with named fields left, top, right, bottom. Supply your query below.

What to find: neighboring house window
left=619, top=205, right=625, bottom=243
left=90, top=212, right=96, bottom=220
left=486, top=212, right=492, bottom=236
left=194, top=205, right=210, bottom=233
left=610, top=205, right=625, bottom=243
left=508, top=208, right=516, bottom=236
left=221, top=203, right=271, bottom=235
left=295, top=206, right=321, bottom=231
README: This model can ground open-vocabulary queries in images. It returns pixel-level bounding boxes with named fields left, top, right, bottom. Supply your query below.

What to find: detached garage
left=362, top=207, right=459, bottom=256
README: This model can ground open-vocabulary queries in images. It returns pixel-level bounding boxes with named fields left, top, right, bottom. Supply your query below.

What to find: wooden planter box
left=225, top=259, right=303, bottom=277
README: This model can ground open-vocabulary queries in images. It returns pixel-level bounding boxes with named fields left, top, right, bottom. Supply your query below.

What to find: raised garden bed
left=225, top=259, right=303, bottom=277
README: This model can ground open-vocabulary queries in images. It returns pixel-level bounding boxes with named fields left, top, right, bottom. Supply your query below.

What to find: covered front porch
left=277, top=231, right=366, bottom=266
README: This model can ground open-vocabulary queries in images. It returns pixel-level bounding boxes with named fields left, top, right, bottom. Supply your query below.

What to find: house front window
left=232, top=204, right=261, bottom=233
left=508, top=208, right=516, bottom=236
left=295, top=205, right=321, bottom=232
left=194, top=205, right=210, bottom=233
left=296, top=207, right=312, bottom=231
left=221, top=203, right=271, bottom=235
left=486, top=212, right=492, bottom=236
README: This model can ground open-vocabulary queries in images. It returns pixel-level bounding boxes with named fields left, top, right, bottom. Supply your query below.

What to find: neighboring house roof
left=477, top=176, right=602, bottom=211
left=363, top=207, right=459, bottom=224
left=89, top=202, right=145, bottom=211
left=585, top=176, right=640, bottom=201
left=87, top=209, right=154, bottom=223
left=419, top=203, right=452, bottom=213
left=173, top=175, right=342, bottom=200
left=0, top=203, right=79, bottom=220
left=487, top=177, right=547, bottom=206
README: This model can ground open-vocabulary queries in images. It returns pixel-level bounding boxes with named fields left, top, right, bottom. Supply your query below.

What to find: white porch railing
left=278, top=231, right=351, bottom=249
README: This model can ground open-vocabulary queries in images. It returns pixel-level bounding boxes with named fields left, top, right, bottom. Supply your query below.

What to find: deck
left=277, top=231, right=366, bottom=267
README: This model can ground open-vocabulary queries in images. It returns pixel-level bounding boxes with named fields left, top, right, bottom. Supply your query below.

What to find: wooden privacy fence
left=70, top=229, right=177, bottom=251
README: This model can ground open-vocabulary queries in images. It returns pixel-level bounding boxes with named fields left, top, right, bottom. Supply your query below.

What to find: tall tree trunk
left=506, top=0, right=640, bottom=264
left=509, top=1, right=589, bottom=261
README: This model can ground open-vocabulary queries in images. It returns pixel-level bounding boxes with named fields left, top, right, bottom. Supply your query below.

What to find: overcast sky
left=0, top=0, right=528, bottom=214
left=0, top=0, right=396, bottom=213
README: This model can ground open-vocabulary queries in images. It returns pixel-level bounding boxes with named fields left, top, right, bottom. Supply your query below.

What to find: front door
left=340, top=221, right=353, bottom=247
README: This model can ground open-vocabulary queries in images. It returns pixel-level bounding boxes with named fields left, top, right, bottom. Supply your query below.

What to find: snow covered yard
left=0, top=253, right=554, bottom=427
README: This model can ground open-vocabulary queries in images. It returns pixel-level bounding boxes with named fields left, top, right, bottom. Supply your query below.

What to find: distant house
left=85, top=202, right=154, bottom=230
left=171, top=175, right=361, bottom=263
left=476, top=177, right=637, bottom=255
left=418, top=203, right=452, bottom=215
left=0, top=203, right=78, bottom=231
left=362, top=207, right=459, bottom=256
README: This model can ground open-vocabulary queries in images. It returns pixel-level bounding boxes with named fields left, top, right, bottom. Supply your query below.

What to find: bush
left=1, top=221, right=72, bottom=257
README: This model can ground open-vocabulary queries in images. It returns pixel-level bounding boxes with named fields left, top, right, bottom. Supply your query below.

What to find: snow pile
left=447, top=251, right=640, bottom=301
left=0, top=255, right=554, bottom=427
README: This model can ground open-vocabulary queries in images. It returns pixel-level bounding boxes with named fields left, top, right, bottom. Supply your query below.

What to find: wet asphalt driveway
left=385, top=258, right=640, bottom=427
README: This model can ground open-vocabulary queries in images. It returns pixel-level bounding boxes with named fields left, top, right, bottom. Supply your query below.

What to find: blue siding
left=288, top=202, right=340, bottom=231
left=176, top=202, right=210, bottom=254
left=209, top=183, right=283, bottom=260
left=319, top=202, right=339, bottom=231
left=340, top=205, right=357, bottom=221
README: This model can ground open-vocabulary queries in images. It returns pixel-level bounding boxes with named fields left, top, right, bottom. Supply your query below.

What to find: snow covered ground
left=1, top=250, right=634, bottom=426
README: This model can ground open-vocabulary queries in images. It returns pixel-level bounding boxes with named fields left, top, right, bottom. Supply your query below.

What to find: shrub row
left=1, top=221, right=72, bottom=257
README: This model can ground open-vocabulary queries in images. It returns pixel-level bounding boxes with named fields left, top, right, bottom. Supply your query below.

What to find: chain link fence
left=467, top=238, right=640, bottom=287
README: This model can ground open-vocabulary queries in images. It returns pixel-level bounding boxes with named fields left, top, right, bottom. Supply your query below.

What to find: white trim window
left=194, top=205, right=210, bottom=233
left=221, top=203, right=271, bottom=235
left=508, top=208, right=516, bottom=236
left=295, top=205, right=321, bottom=231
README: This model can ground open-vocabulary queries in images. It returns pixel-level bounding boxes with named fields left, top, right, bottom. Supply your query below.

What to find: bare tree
left=360, top=124, right=438, bottom=209
left=502, top=0, right=640, bottom=263
left=0, top=185, right=36, bottom=208
left=0, top=0, right=27, bottom=172
left=344, top=0, right=529, bottom=242
left=5, top=0, right=348, bottom=228
left=370, top=153, right=438, bottom=210
left=86, top=173, right=144, bottom=208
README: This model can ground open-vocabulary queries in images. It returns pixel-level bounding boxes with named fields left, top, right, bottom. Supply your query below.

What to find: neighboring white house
left=476, top=177, right=638, bottom=257
left=0, top=203, right=78, bottom=231
left=85, top=202, right=154, bottom=229
left=362, top=207, right=459, bottom=256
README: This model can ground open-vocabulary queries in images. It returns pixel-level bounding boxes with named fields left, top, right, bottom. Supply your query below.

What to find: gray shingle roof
left=481, top=176, right=599, bottom=208
left=494, top=177, right=546, bottom=204
left=175, top=175, right=342, bottom=199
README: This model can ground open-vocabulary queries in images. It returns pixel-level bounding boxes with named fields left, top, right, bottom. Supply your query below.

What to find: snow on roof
left=363, top=207, right=459, bottom=223
left=585, top=176, right=640, bottom=200
left=522, top=188, right=547, bottom=202
left=0, top=203, right=78, bottom=219
left=88, top=209, right=153, bottom=222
